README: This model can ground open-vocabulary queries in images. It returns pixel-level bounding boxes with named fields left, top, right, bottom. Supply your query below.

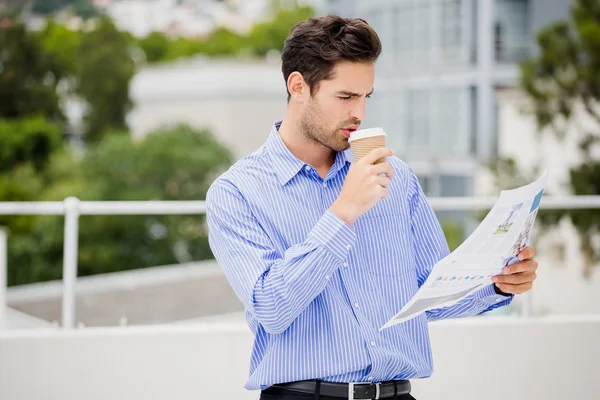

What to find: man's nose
left=350, top=98, right=367, bottom=121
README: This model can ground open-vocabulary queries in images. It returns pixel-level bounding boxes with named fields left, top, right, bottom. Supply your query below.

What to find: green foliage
left=247, top=6, right=314, bottom=56
left=6, top=124, right=234, bottom=286
left=0, top=116, right=63, bottom=172
left=517, top=0, right=600, bottom=277
left=441, top=220, right=464, bottom=252
left=0, top=22, right=66, bottom=121
left=38, top=19, right=81, bottom=76
left=0, top=118, right=58, bottom=259
left=138, top=31, right=171, bottom=63
left=32, top=0, right=66, bottom=15
left=71, top=0, right=98, bottom=19
left=203, top=27, right=247, bottom=56
left=163, top=36, right=208, bottom=60
left=0, top=17, right=237, bottom=287
left=136, top=5, right=315, bottom=63
left=487, top=157, right=535, bottom=191
left=30, top=0, right=97, bottom=17
left=76, top=17, right=135, bottom=141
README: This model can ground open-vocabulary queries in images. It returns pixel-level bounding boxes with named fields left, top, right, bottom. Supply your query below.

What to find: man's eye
left=366, top=94, right=372, bottom=99
left=339, top=96, right=351, bottom=101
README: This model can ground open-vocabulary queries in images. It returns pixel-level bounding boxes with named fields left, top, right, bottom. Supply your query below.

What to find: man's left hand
left=492, top=246, right=538, bottom=295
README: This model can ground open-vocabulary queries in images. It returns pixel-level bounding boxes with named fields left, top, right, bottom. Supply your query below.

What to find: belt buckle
left=348, top=382, right=380, bottom=400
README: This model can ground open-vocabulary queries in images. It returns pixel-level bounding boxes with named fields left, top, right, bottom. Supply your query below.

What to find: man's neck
left=277, top=117, right=337, bottom=175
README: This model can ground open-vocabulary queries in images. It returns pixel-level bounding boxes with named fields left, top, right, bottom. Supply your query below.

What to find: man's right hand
left=329, top=147, right=394, bottom=226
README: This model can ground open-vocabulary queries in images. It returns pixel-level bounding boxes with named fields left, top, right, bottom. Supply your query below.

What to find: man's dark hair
left=281, top=15, right=382, bottom=101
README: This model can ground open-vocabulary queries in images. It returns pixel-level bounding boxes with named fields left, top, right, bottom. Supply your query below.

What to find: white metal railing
left=1, top=195, right=599, bottom=330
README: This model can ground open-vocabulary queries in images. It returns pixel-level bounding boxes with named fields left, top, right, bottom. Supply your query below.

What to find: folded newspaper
left=381, top=170, right=549, bottom=330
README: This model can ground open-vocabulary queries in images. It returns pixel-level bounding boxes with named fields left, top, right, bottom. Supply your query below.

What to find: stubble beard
left=299, top=100, right=350, bottom=153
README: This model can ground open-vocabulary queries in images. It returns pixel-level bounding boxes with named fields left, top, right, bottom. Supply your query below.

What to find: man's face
left=299, top=61, right=375, bottom=152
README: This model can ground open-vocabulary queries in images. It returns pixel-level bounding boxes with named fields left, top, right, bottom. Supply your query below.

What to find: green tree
left=7, top=124, right=234, bottom=286
left=38, top=19, right=81, bottom=77
left=203, top=27, right=247, bottom=56
left=442, top=220, right=464, bottom=252
left=0, top=21, right=69, bottom=282
left=0, top=22, right=66, bottom=121
left=0, top=118, right=61, bottom=264
left=500, top=0, right=600, bottom=277
left=138, top=31, right=171, bottom=63
left=76, top=17, right=135, bottom=141
left=247, top=6, right=315, bottom=56
left=163, top=36, right=208, bottom=60
left=31, top=0, right=70, bottom=15
left=0, top=116, right=63, bottom=172
left=71, top=0, right=98, bottom=19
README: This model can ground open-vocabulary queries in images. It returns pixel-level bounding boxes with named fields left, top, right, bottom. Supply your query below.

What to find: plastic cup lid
left=348, top=127, right=386, bottom=142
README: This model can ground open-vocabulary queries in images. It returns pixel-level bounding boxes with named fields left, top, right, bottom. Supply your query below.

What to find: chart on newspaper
left=381, top=171, right=549, bottom=330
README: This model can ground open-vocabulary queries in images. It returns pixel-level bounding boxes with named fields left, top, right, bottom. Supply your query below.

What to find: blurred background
left=0, top=0, right=599, bottom=399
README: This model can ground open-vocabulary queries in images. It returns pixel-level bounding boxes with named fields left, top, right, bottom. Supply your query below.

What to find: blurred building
left=327, top=0, right=574, bottom=198
left=128, top=57, right=287, bottom=159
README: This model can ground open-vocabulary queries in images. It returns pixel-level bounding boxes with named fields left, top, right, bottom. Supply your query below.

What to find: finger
left=493, top=271, right=536, bottom=285
left=376, top=175, right=391, bottom=188
left=371, top=163, right=394, bottom=178
left=495, top=282, right=533, bottom=295
left=518, top=246, right=536, bottom=261
left=378, top=185, right=389, bottom=198
left=359, top=147, right=393, bottom=166
left=501, top=259, right=538, bottom=275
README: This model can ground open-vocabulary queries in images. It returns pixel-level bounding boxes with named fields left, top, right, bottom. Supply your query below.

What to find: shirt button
left=305, top=166, right=311, bottom=171
left=370, top=341, right=376, bottom=347
left=368, top=376, right=373, bottom=381
left=346, top=245, right=351, bottom=250
left=495, top=297, right=503, bottom=302
left=325, top=275, right=330, bottom=281
left=343, top=262, right=348, bottom=268
left=322, top=182, right=328, bottom=188
left=354, top=303, right=359, bottom=309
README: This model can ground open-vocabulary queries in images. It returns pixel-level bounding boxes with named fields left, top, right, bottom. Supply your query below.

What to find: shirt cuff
left=474, top=283, right=514, bottom=307
left=308, top=210, right=357, bottom=261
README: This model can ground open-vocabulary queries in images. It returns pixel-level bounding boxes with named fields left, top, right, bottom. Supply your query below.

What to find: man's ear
left=287, top=71, right=309, bottom=102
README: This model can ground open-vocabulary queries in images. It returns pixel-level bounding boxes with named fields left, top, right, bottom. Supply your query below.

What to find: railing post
left=62, top=197, right=81, bottom=329
left=0, top=227, right=7, bottom=331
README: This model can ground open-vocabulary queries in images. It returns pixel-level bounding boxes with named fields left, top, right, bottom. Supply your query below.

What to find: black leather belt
left=267, top=379, right=411, bottom=399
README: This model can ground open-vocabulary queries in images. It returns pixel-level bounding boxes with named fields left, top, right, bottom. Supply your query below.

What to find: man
left=206, top=15, right=538, bottom=400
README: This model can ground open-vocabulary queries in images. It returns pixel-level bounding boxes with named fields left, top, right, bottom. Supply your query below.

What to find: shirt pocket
left=353, top=212, right=415, bottom=277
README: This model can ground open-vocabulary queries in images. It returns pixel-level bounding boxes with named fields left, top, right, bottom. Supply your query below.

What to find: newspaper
left=381, top=171, right=549, bottom=330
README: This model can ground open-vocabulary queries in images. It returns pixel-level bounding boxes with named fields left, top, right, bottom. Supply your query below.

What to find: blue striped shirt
left=206, top=122, right=512, bottom=390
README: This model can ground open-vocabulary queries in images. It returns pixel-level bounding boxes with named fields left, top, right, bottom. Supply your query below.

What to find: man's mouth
left=341, top=127, right=358, bottom=138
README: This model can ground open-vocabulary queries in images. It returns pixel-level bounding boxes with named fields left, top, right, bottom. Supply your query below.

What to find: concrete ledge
left=1, top=315, right=598, bottom=400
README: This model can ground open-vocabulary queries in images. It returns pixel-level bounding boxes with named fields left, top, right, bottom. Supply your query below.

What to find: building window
left=438, top=88, right=465, bottom=153
left=392, top=2, right=414, bottom=63
left=386, top=0, right=470, bottom=67
left=440, top=174, right=471, bottom=197
left=494, top=0, right=530, bottom=63
left=413, top=0, right=432, bottom=63
left=417, top=175, right=433, bottom=196
left=440, top=0, right=462, bottom=63
left=407, top=89, right=431, bottom=149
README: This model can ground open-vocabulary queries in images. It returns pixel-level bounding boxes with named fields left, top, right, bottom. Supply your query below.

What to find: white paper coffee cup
left=349, top=127, right=387, bottom=164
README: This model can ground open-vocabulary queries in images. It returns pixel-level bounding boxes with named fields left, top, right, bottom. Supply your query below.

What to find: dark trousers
left=260, top=387, right=417, bottom=400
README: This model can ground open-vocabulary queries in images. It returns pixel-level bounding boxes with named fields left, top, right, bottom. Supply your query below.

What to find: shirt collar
left=267, top=121, right=354, bottom=186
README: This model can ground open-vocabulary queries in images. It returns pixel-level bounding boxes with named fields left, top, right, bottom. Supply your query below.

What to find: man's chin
left=333, top=143, right=351, bottom=153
